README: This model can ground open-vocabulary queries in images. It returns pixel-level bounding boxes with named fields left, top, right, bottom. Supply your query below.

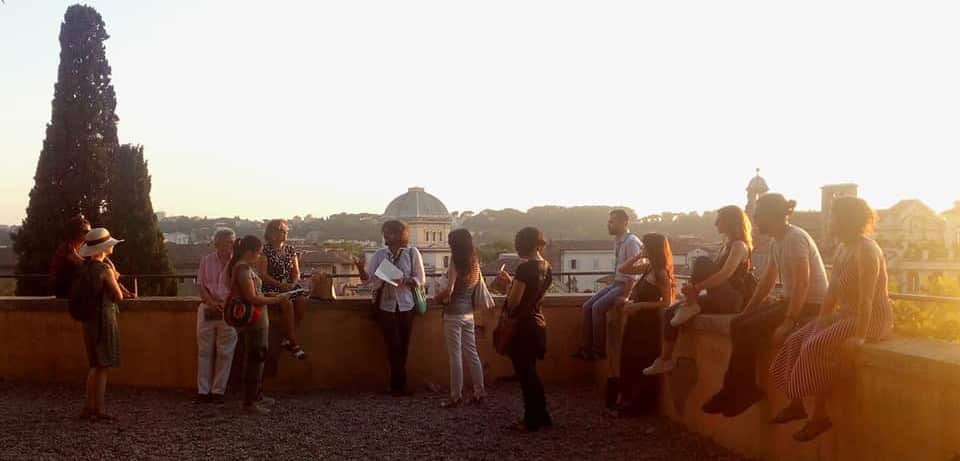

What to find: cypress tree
left=105, top=144, right=176, bottom=296
left=13, top=5, right=119, bottom=295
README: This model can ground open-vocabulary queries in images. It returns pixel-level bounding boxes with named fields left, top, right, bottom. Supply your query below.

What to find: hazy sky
left=2, top=1, right=959, bottom=225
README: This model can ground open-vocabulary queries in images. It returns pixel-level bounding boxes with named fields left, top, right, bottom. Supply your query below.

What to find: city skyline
left=2, top=1, right=959, bottom=225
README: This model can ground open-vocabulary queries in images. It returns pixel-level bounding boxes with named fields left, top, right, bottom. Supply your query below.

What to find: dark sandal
left=793, top=419, right=832, bottom=442
left=289, top=344, right=307, bottom=360
left=77, top=408, right=96, bottom=421
left=772, top=404, right=808, bottom=425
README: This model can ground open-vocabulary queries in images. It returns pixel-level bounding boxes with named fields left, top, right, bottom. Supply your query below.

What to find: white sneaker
left=670, top=303, right=701, bottom=327
left=643, top=358, right=675, bottom=376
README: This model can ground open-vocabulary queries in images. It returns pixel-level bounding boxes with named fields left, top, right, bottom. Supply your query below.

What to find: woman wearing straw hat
left=76, top=228, right=128, bottom=421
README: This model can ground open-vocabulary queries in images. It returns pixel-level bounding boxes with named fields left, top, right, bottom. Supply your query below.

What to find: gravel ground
left=0, top=380, right=749, bottom=461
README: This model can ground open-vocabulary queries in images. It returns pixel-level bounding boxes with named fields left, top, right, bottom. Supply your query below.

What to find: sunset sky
left=1, top=1, right=958, bottom=225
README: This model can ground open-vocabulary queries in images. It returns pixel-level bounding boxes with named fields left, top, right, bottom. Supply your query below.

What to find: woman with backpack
left=75, top=228, right=127, bottom=421
left=435, top=229, right=488, bottom=408
left=642, top=205, right=754, bottom=376
left=227, top=235, right=293, bottom=415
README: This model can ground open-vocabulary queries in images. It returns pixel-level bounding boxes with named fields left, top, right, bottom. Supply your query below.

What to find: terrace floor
left=0, top=380, right=748, bottom=460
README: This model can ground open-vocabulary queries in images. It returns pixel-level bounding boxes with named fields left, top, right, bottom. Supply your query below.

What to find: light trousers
left=196, top=304, right=238, bottom=395
left=443, top=314, right=485, bottom=400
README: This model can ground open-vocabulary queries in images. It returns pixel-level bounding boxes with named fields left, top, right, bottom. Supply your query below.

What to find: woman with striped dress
left=768, top=197, right=893, bottom=442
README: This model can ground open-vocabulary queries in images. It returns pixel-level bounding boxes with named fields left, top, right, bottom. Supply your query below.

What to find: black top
left=505, top=259, right=552, bottom=359
left=262, top=243, right=296, bottom=294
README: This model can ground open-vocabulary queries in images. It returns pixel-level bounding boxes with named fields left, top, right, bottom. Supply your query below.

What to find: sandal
left=282, top=340, right=307, bottom=360
left=793, top=418, right=833, bottom=442
left=77, top=408, right=96, bottom=421
left=772, top=404, right=808, bottom=425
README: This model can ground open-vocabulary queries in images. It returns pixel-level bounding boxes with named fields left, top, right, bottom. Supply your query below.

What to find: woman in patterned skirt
left=768, top=197, right=893, bottom=442
left=258, top=219, right=309, bottom=360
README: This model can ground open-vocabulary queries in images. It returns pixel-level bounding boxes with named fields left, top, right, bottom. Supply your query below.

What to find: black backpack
left=68, top=261, right=102, bottom=322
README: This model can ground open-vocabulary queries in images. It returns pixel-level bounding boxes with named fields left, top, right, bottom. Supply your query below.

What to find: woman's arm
left=236, top=267, right=284, bottom=306
left=435, top=265, right=457, bottom=302
left=617, top=253, right=648, bottom=275
left=852, top=242, right=881, bottom=340
left=101, top=266, right=124, bottom=303
left=694, top=241, right=749, bottom=291
left=742, top=250, right=777, bottom=314
left=405, top=248, right=426, bottom=287
left=255, top=256, right=287, bottom=290
left=291, top=253, right=302, bottom=285
left=506, top=279, right=527, bottom=311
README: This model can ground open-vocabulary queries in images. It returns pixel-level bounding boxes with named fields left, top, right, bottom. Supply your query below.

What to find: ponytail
left=228, top=235, right=263, bottom=280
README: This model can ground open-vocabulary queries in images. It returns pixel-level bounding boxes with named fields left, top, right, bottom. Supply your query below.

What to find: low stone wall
left=0, top=295, right=596, bottom=392
left=657, top=312, right=960, bottom=461
left=3, top=296, right=958, bottom=460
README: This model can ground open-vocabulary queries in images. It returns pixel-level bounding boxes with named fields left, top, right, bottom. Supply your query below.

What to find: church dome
left=383, top=187, right=450, bottom=220
left=747, top=169, right=769, bottom=194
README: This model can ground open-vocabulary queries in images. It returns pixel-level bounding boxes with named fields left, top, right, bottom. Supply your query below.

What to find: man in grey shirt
left=573, top=209, right=642, bottom=360
left=701, top=193, right=829, bottom=417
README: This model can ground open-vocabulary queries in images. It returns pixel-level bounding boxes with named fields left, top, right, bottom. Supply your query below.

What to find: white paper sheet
left=375, top=259, right=403, bottom=287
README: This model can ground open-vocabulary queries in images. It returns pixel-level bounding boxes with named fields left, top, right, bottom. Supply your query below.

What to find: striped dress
left=769, top=237, right=893, bottom=399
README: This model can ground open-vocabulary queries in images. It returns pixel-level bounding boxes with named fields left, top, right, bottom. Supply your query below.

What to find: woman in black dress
left=495, top=227, right=553, bottom=432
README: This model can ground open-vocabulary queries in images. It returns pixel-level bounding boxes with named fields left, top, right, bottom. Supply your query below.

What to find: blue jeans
left=581, top=282, right=626, bottom=355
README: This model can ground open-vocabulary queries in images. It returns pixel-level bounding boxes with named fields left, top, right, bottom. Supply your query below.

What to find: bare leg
left=84, top=369, right=96, bottom=413
left=661, top=339, right=676, bottom=361
left=293, top=297, right=306, bottom=327
left=280, top=297, right=297, bottom=343
left=95, top=368, right=109, bottom=414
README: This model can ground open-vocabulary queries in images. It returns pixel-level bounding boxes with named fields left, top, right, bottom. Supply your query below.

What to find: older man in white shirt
left=195, top=228, right=239, bottom=404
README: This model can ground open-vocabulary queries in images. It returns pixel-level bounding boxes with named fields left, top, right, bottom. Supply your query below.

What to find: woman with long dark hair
left=603, top=233, right=676, bottom=417
left=257, top=219, right=309, bottom=360
left=51, top=215, right=92, bottom=298
left=495, top=227, right=553, bottom=432
left=435, top=228, right=486, bottom=408
left=228, top=235, right=290, bottom=415
left=643, top=205, right=754, bottom=376
left=769, top=197, right=893, bottom=442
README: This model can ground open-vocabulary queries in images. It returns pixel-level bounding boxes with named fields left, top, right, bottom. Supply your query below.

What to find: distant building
left=364, top=187, right=454, bottom=293
left=163, top=232, right=190, bottom=245
left=544, top=240, right=613, bottom=293
left=299, top=249, right=361, bottom=296
left=875, top=200, right=960, bottom=293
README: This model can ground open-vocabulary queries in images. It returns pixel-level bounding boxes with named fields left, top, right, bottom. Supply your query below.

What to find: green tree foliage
left=12, top=5, right=118, bottom=295
left=477, top=241, right=514, bottom=264
left=461, top=207, right=731, bottom=244
left=104, top=144, right=176, bottom=296
left=892, top=275, right=960, bottom=343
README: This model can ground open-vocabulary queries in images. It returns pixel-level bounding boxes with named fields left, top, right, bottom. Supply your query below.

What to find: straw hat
left=78, top=228, right=123, bottom=258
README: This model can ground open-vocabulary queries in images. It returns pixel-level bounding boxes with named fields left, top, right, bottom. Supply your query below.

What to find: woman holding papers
left=366, top=220, right=426, bottom=397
